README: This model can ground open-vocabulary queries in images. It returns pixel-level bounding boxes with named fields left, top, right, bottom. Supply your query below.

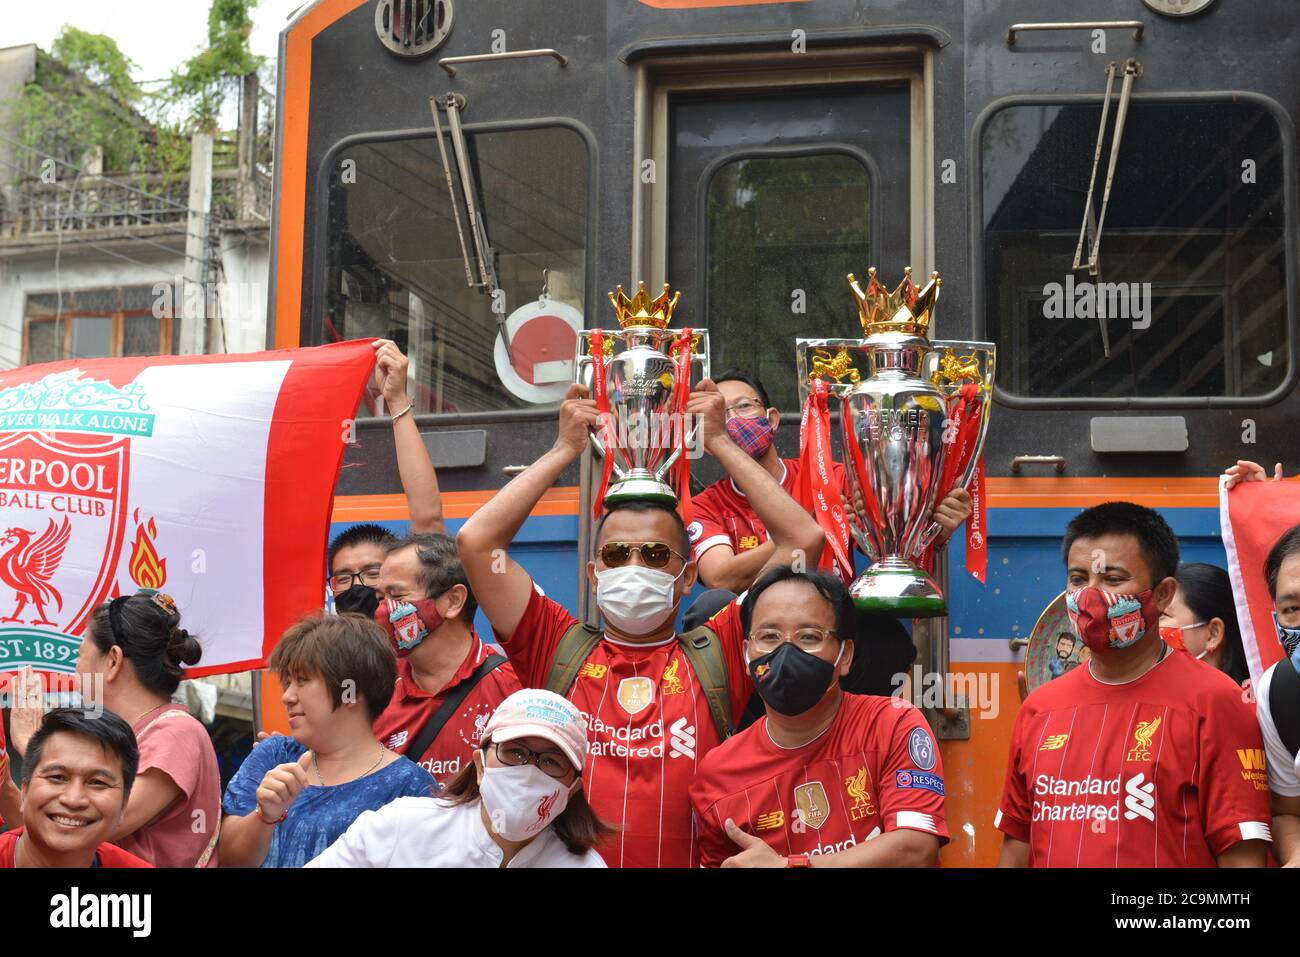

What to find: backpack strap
left=544, top=621, right=605, bottom=696
left=677, top=625, right=733, bottom=743
left=544, top=620, right=733, bottom=743
left=405, top=654, right=509, bottom=764
left=1269, top=657, right=1300, bottom=759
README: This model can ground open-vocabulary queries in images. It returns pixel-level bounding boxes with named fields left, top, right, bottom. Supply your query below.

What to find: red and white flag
left=0, top=340, right=376, bottom=679
left=1220, top=477, right=1300, bottom=687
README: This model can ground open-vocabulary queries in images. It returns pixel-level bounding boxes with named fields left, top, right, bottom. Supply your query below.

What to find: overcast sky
left=0, top=0, right=308, bottom=84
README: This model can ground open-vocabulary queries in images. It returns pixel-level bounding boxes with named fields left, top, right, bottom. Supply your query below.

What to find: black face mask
left=334, top=582, right=380, bottom=618
left=747, top=641, right=842, bottom=717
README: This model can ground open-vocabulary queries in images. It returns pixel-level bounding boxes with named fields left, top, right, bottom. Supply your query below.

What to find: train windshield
left=324, top=125, right=589, bottom=414
left=982, top=99, right=1288, bottom=401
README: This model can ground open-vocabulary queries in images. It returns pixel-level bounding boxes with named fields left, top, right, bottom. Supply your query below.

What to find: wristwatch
left=785, top=854, right=812, bottom=868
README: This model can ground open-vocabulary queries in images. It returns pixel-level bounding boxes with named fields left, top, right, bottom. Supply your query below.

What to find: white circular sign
left=492, top=298, right=584, bottom=404
left=1141, top=0, right=1218, bottom=17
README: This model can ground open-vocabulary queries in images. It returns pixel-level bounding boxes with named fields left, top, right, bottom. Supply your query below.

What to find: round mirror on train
left=1023, top=591, right=1091, bottom=695
left=493, top=296, right=583, bottom=404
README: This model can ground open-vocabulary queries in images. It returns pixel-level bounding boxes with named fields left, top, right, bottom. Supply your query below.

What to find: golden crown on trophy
left=607, top=281, right=681, bottom=329
left=848, top=267, right=941, bottom=337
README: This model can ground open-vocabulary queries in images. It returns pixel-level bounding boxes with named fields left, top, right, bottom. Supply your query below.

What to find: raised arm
left=373, top=339, right=444, bottom=534
left=688, top=381, right=824, bottom=576
left=457, top=383, right=597, bottom=640
left=696, top=539, right=777, bottom=593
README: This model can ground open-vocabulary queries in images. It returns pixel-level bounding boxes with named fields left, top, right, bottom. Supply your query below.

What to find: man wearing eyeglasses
left=369, top=533, right=521, bottom=784
left=327, top=340, right=445, bottom=619
left=457, top=378, right=825, bottom=867
left=689, top=566, right=947, bottom=868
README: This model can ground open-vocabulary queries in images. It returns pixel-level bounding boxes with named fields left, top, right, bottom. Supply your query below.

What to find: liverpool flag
left=1220, top=475, right=1300, bottom=687
left=0, top=340, right=376, bottom=678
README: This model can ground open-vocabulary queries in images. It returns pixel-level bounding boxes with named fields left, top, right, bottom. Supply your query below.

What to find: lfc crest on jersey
left=0, top=371, right=164, bottom=672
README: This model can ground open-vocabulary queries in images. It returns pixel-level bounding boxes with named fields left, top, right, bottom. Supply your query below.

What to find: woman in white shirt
left=308, top=688, right=612, bottom=867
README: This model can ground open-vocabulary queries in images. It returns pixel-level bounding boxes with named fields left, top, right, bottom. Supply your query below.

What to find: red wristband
left=785, top=854, right=812, bottom=868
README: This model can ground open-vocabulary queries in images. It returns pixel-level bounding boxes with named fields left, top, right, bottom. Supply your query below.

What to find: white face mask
left=595, top=564, right=682, bottom=635
left=479, top=764, right=571, bottom=842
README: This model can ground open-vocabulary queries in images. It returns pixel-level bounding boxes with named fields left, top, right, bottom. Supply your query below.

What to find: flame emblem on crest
left=128, top=509, right=166, bottom=589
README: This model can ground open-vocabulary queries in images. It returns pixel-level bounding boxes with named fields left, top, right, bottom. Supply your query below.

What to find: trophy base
left=602, top=477, right=679, bottom=508
left=849, top=558, right=947, bottom=618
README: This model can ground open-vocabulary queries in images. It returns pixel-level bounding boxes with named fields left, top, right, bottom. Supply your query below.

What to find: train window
left=704, top=152, right=871, bottom=410
left=981, top=100, right=1288, bottom=401
left=325, top=126, right=588, bottom=413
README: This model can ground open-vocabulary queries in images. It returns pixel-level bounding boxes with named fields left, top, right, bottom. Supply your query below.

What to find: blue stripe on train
left=329, top=504, right=1225, bottom=647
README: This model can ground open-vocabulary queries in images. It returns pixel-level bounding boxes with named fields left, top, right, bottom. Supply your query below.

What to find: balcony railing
left=0, top=165, right=271, bottom=243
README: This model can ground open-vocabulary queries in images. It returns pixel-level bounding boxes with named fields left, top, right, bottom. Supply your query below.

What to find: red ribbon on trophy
left=796, top=379, right=853, bottom=582
left=589, top=327, right=617, bottom=519
left=920, top=382, right=987, bottom=582
left=669, top=328, right=695, bottom=525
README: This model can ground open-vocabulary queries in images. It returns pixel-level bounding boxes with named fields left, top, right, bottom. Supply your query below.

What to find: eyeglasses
left=492, top=741, right=574, bottom=780
left=748, top=627, right=839, bottom=655
left=330, top=565, right=383, bottom=591
left=598, top=541, right=685, bottom=569
left=725, top=399, right=766, bottom=418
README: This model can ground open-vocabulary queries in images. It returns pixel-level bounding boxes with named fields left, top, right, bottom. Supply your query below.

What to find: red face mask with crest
left=374, top=597, right=444, bottom=657
left=1065, top=586, right=1161, bottom=654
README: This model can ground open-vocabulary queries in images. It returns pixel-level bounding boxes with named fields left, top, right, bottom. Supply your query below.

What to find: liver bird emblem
left=1133, top=716, right=1161, bottom=749
left=0, top=517, right=72, bottom=626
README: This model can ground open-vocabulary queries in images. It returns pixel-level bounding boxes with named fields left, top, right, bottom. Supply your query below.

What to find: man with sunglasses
left=457, top=378, right=825, bottom=867
left=327, top=340, right=445, bottom=619
left=690, top=566, right=947, bottom=867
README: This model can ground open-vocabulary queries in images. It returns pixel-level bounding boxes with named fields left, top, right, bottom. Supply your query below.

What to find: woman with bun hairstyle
left=9, top=589, right=221, bottom=867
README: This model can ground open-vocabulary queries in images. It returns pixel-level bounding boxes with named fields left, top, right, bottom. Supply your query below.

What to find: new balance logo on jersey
left=668, top=717, right=696, bottom=760
left=1040, top=733, right=1069, bottom=751
left=755, top=810, right=784, bottom=831
left=1123, top=773, right=1155, bottom=822
left=386, top=730, right=408, bottom=750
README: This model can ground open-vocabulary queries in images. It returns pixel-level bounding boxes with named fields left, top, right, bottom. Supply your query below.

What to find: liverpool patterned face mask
left=1066, top=586, right=1160, bottom=654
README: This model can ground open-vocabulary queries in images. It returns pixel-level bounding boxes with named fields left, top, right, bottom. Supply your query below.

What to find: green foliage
left=163, top=0, right=265, bottom=134
left=16, top=2, right=263, bottom=184
left=16, top=28, right=150, bottom=175
left=50, top=26, right=142, bottom=103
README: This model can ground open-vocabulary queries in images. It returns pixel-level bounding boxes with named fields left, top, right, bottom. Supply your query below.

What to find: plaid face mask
left=726, top=415, right=774, bottom=459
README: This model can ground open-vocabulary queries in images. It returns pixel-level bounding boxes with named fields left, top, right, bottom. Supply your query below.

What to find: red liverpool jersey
left=996, top=648, right=1273, bottom=867
left=689, top=693, right=948, bottom=866
left=0, top=829, right=152, bottom=868
left=688, top=457, right=853, bottom=583
left=497, top=583, right=752, bottom=868
left=372, top=633, right=522, bottom=784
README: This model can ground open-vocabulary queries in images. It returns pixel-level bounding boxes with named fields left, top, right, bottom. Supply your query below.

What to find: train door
left=633, top=47, right=933, bottom=463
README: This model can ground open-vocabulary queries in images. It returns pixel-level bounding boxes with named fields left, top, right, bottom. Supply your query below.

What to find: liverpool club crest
left=0, top=371, right=163, bottom=672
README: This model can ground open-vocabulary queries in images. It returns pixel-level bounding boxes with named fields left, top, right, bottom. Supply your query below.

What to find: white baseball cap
left=482, top=689, right=588, bottom=772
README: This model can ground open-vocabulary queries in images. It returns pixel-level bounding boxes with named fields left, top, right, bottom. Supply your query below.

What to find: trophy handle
left=795, top=338, right=864, bottom=406
left=576, top=331, right=629, bottom=480
left=912, top=340, right=996, bottom=558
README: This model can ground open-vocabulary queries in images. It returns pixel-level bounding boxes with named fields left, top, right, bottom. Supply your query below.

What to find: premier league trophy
left=796, top=268, right=995, bottom=617
left=575, top=282, right=709, bottom=505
